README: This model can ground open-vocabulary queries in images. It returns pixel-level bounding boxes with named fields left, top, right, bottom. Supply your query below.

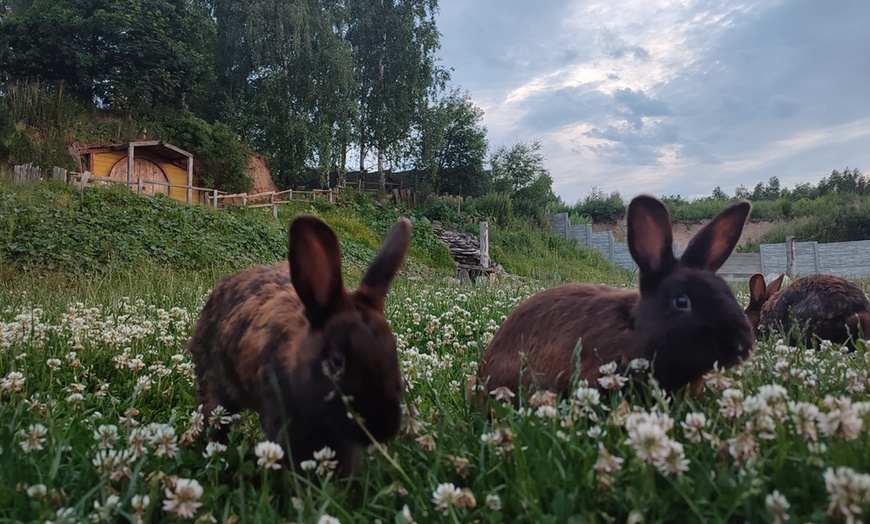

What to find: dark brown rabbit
left=478, top=195, right=755, bottom=399
left=188, top=215, right=411, bottom=476
left=747, top=273, right=870, bottom=350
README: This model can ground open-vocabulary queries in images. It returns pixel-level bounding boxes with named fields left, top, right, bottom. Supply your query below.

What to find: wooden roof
left=78, top=141, right=193, bottom=163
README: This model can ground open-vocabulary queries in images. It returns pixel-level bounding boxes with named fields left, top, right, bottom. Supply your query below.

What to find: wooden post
left=480, top=221, right=490, bottom=267
left=786, top=236, right=796, bottom=278
left=186, top=156, right=193, bottom=205
left=127, top=143, right=134, bottom=184
left=137, top=178, right=143, bottom=195
left=272, top=203, right=278, bottom=221
left=213, top=189, right=218, bottom=208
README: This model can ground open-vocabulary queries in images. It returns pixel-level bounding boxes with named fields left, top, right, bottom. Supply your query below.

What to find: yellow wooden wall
left=90, top=151, right=198, bottom=204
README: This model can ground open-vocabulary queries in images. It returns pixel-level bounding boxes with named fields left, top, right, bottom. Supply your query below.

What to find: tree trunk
left=377, top=0, right=387, bottom=192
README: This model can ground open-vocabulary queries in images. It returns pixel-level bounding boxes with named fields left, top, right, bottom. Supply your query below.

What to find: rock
left=422, top=216, right=431, bottom=224
left=442, top=276, right=461, bottom=285
left=458, top=268, right=471, bottom=283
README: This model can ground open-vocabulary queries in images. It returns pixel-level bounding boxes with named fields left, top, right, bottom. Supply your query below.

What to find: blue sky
left=435, top=0, right=870, bottom=204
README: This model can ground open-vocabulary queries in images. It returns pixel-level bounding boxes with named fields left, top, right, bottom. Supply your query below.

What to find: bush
left=149, top=111, right=251, bottom=194
left=472, top=192, right=513, bottom=226
left=573, top=188, right=625, bottom=223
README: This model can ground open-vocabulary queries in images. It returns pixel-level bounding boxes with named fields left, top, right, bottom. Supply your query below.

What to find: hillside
left=595, top=217, right=786, bottom=250
left=0, top=179, right=630, bottom=288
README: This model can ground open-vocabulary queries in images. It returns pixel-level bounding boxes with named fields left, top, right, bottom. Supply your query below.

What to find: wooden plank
left=186, top=157, right=193, bottom=204
left=480, top=221, right=489, bottom=267
left=127, top=144, right=134, bottom=183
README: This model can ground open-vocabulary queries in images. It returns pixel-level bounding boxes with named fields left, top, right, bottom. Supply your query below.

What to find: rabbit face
left=290, top=305, right=404, bottom=444
left=635, top=268, right=755, bottom=392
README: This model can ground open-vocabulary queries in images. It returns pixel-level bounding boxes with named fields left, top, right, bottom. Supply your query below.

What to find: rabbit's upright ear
left=766, top=273, right=785, bottom=298
left=680, top=200, right=750, bottom=272
left=289, top=215, right=345, bottom=327
left=358, top=218, right=412, bottom=309
left=748, top=274, right=767, bottom=306
left=628, top=195, right=678, bottom=282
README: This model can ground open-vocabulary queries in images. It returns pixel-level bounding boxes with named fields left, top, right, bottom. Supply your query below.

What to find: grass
left=5, top=181, right=870, bottom=522
left=3, top=267, right=870, bottom=523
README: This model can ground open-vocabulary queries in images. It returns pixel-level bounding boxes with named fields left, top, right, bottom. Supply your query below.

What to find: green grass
left=7, top=181, right=870, bottom=522
left=3, top=271, right=870, bottom=522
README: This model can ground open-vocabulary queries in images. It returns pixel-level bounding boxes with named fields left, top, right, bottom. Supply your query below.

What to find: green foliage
left=573, top=187, right=626, bottom=223
left=741, top=204, right=870, bottom=251
left=490, top=140, right=558, bottom=227
left=415, top=88, right=489, bottom=197
left=491, top=227, right=631, bottom=285
left=469, top=192, right=513, bottom=226
left=149, top=110, right=251, bottom=193
left=0, top=0, right=216, bottom=113
left=0, top=183, right=285, bottom=273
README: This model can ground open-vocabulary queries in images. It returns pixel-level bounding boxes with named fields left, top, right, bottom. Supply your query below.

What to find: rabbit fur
left=188, top=215, right=411, bottom=476
left=747, top=272, right=870, bottom=350
left=477, top=194, right=755, bottom=399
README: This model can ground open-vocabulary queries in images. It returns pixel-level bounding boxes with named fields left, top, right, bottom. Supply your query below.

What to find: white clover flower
left=93, top=424, right=119, bottom=450
left=625, top=420, right=670, bottom=463
left=485, top=494, right=503, bottom=511
left=317, top=516, right=341, bottom=524
left=432, top=482, right=462, bottom=515
left=254, top=441, right=284, bottom=470
left=653, top=440, right=690, bottom=476
left=18, top=423, right=47, bottom=453
left=149, top=424, right=178, bottom=458
left=26, top=483, right=47, bottom=498
left=313, top=446, right=338, bottom=476
left=766, top=489, right=790, bottom=523
left=818, top=396, right=863, bottom=440
left=65, top=392, right=84, bottom=405
left=1, top=370, right=25, bottom=392
left=300, top=460, right=317, bottom=472
left=593, top=443, right=624, bottom=474
left=824, top=466, right=870, bottom=523
left=718, top=388, right=745, bottom=419
left=203, top=441, right=227, bottom=462
left=131, top=494, right=150, bottom=512
left=162, top=478, right=203, bottom=519
left=535, top=405, right=558, bottom=420
left=681, top=413, right=708, bottom=444
left=46, top=358, right=62, bottom=370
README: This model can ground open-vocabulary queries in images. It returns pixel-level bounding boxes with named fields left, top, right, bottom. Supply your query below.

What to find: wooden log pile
left=431, top=221, right=495, bottom=268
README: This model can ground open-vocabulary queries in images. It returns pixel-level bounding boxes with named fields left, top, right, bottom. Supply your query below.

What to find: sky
left=434, top=0, right=870, bottom=204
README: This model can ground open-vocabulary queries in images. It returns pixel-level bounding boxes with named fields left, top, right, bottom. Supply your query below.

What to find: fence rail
left=549, top=212, right=870, bottom=281
left=11, top=164, right=341, bottom=221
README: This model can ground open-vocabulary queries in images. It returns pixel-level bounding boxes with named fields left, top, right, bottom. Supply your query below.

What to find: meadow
left=4, top=184, right=870, bottom=523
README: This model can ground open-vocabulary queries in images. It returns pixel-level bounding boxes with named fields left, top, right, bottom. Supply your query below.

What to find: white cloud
left=436, top=0, right=870, bottom=202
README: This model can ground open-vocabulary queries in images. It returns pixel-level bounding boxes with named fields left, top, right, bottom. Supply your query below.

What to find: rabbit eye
left=328, top=348, right=345, bottom=372
left=673, top=294, right=691, bottom=310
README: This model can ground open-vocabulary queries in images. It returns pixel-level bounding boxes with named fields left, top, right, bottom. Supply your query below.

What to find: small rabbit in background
left=746, top=272, right=870, bottom=350
left=476, top=194, right=755, bottom=401
left=188, top=215, right=411, bottom=477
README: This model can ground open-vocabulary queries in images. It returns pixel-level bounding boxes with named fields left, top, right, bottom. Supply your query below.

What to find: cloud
left=436, top=0, right=870, bottom=202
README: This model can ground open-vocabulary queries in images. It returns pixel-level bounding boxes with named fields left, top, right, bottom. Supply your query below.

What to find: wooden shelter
left=78, top=141, right=197, bottom=203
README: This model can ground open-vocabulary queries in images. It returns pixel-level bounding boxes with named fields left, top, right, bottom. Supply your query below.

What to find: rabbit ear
left=766, top=273, right=785, bottom=298
left=628, top=195, right=677, bottom=279
left=680, top=200, right=751, bottom=272
left=748, top=273, right=767, bottom=305
left=358, top=218, right=412, bottom=308
left=289, top=215, right=345, bottom=327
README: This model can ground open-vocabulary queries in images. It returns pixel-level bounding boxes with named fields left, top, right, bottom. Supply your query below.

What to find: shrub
left=472, top=192, right=513, bottom=226
left=573, top=188, right=625, bottom=223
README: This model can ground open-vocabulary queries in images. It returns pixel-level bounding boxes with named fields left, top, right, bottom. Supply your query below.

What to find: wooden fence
left=549, top=212, right=870, bottom=281
left=11, top=164, right=338, bottom=220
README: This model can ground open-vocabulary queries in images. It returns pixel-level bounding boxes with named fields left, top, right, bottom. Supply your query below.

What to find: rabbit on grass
left=477, top=195, right=755, bottom=400
left=188, top=215, right=410, bottom=476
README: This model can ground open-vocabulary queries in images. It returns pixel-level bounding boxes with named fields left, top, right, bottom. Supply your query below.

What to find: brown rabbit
left=477, top=195, right=755, bottom=399
left=188, top=215, right=411, bottom=476
left=747, top=272, right=870, bottom=350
